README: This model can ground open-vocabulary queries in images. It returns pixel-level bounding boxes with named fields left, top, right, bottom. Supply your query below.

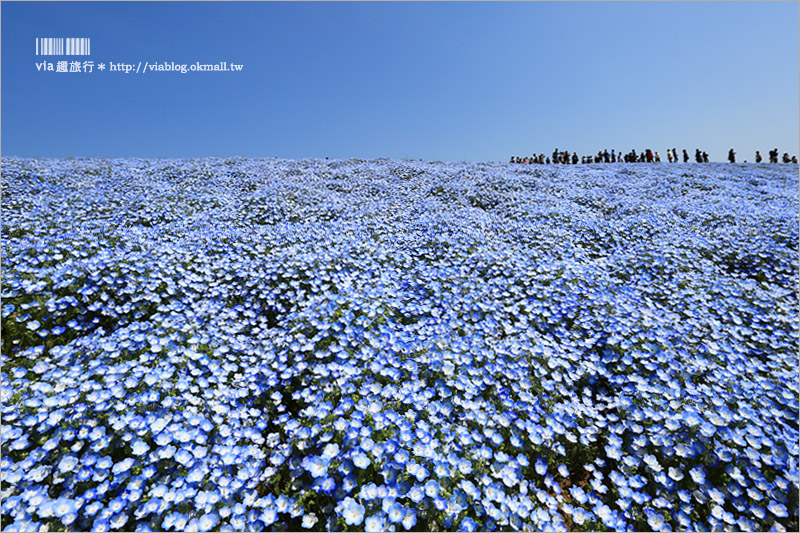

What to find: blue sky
left=2, top=1, right=798, bottom=162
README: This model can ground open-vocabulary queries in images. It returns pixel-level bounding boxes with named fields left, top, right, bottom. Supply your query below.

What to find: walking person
left=683, top=149, right=689, bottom=163
left=755, top=151, right=762, bottom=163
left=728, top=148, right=736, bottom=163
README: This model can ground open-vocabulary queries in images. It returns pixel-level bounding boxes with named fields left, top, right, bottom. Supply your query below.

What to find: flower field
left=1, top=156, right=798, bottom=532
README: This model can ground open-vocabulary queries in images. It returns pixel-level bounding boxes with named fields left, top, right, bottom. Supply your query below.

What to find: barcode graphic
left=36, top=38, right=91, bottom=56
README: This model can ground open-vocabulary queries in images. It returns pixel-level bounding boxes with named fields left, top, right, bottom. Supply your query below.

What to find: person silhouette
left=728, top=148, right=735, bottom=163
left=755, top=151, right=762, bottom=163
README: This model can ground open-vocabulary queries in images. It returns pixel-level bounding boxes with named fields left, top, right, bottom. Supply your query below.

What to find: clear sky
left=2, top=1, right=798, bottom=162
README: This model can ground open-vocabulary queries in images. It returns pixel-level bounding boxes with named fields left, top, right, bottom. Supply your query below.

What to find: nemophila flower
left=768, top=501, right=789, bottom=518
left=111, top=457, right=135, bottom=476
left=302, top=513, right=319, bottom=529
left=353, top=450, right=371, bottom=469
left=174, top=447, right=194, bottom=466
left=689, top=465, right=706, bottom=484
left=2, top=158, right=798, bottom=531
left=458, top=516, right=478, bottom=532
left=408, top=484, right=425, bottom=503
left=260, top=508, right=277, bottom=527
left=314, top=476, right=337, bottom=495
left=621, top=454, right=641, bottom=468
left=322, top=442, right=340, bottom=459
left=303, top=455, right=329, bottom=478
left=750, top=504, right=767, bottom=520
left=534, top=456, right=548, bottom=476
left=708, top=487, right=726, bottom=505
left=361, top=483, right=379, bottom=501
left=110, top=512, right=128, bottom=529
left=646, top=508, right=666, bottom=531
left=699, top=421, right=717, bottom=437
left=197, top=512, right=220, bottom=531
left=605, top=444, right=623, bottom=460
left=643, top=453, right=662, bottom=471
left=131, top=439, right=149, bottom=456
left=424, top=479, right=440, bottom=498
left=387, top=502, right=406, bottom=524
left=339, top=497, right=365, bottom=526
left=570, top=486, right=588, bottom=505
left=737, top=516, right=756, bottom=531
left=668, top=466, right=685, bottom=482
left=364, top=513, right=386, bottom=532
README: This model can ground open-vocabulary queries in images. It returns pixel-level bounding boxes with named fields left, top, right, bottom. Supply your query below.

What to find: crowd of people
left=510, top=148, right=798, bottom=165
left=751, top=149, right=798, bottom=164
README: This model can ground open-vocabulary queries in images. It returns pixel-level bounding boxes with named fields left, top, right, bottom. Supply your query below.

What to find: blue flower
left=424, top=479, right=439, bottom=499
left=322, top=442, right=340, bottom=460
left=360, top=483, right=379, bottom=501
left=408, top=484, right=425, bottom=503
left=689, top=465, right=705, bottom=484
left=111, top=457, right=135, bottom=476
left=364, top=513, right=386, bottom=532
left=534, top=456, right=548, bottom=476
left=57, top=455, right=79, bottom=473
left=459, top=516, right=477, bottom=532
left=645, top=508, right=666, bottom=531
left=768, top=501, right=788, bottom=518
left=387, top=502, right=406, bottom=524
left=198, top=512, right=220, bottom=531
left=301, top=513, right=319, bottom=529
left=303, top=455, right=329, bottom=478
left=668, top=466, right=684, bottom=482
left=2, top=157, right=798, bottom=532
left=131, top=439, right=149, bottom=456
left=353, top=451, right=371, bottom=469
left=340, top=497, right=365, bottom=526
left=260, top=508, right=277, bottom=527
left=571, top=506, right=589, bottom=525
left=570, top=486, right=588, bottom=505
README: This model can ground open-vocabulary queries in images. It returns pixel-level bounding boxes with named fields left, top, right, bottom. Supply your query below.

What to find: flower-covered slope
left=1, top=157, right=798, bottom=532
